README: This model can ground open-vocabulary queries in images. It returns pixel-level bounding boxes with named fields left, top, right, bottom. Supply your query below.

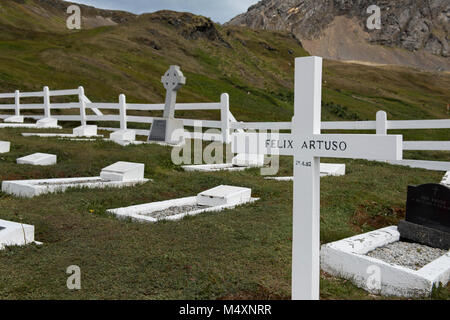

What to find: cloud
left=68, top=0, right=259, bottom=23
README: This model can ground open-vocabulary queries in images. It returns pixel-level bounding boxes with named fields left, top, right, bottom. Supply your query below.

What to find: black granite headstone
left=398, top=183, right=450, bottom=250
left=148, top=119, right=167, bottom=142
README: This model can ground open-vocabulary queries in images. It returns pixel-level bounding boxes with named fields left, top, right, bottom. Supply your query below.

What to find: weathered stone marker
left=398, top=183, right=450, bottom=250
left=232, top=56, right=403, bottom=300
left=148, top=66, right=186, bottom=145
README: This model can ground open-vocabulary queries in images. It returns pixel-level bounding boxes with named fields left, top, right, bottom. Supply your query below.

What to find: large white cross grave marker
left=232, top=56, right=403, bottom=300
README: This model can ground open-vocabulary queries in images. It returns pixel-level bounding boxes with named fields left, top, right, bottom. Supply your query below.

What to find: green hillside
left=0, top=0, right=448, bottom=300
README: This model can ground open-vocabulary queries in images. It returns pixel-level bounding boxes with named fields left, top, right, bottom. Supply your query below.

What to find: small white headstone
left=197, top=185, right=252, bottom=207
left=36, top=117, right=58, bottom=128
left=442, top=171, right=450, bottom=188
left=4, top=115, right=24, bottom=123
left=17, top=153, right=57, bottom=166
left=73, top=125, right=98, bottom=137
left=232, top=154, right=265, bottom=167
left=110, top=130, right=136, bottom=143
left=320, top=163, right=346, bottom=176
left=0, top=141, right=10, bottom=153
left=0, top=219, right=35, bottom=250
left=100, top=161, right=145, bottom=182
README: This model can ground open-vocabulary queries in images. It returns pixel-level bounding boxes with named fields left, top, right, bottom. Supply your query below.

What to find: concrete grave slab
left=0, top=141, right=10, bottom=153
left=107, top=185, right=258, bottom=223
left=320, top=226, right=450, bottom=298
left=2, top=161, right=148, bottom=198
left=232, top=154, right=265, bottom=167
left=36, top=117, right=58, bottom=128
left=4, top=115, right=24, bottom=123
left=100, top=161, right=145, bottom=182
left=73, top=125, right=98, bottom=137
left=17, top=153, right=57, bottom=166
left=197, top=185, right=252, bottom=207
left=0, top=219, right=36, bottom=250
left=110, top=129, right=136, bottom=144
left=181, top=154, right=265, bottom=172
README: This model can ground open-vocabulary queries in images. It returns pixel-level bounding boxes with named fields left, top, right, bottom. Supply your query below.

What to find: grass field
left=0, top=1, right=448, bottom=300
left=0, top=128, right=448, bottom=300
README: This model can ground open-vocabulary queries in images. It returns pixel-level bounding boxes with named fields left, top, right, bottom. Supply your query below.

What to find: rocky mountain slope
left=228, top=0, right=450, bottom=71
left=0, top=0, right=449, bottom=126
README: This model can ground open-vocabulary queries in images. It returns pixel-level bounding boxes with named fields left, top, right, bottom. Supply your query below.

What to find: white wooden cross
left=232, top=56, right=403, bottom=300
left=161, top=65, right=186, bottom=119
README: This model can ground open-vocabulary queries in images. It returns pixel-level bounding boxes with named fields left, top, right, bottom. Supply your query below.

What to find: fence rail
left=1, top=87, right=449, bottom=170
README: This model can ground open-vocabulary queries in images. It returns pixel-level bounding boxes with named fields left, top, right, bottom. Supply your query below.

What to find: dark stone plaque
left=148, top=119, right=167, bottom=142
left=398, top=183, right=450, bottom=249
left=0, top=227, right=5, bottom=232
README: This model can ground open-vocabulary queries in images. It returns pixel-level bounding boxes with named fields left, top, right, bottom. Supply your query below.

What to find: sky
left=68, top=0, right=260, bottom=24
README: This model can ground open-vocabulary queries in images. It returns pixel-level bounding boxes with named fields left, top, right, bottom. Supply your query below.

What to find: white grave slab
left=4, top=115, right=24, bottom=123
left=182, top=163, right=248, bottom=172
left=17, top=153, right=57, bottom=166
left=2, top=161, right=148, bottom=198
left=73, top=125, right=98, bottom=137
left=100, top=161, right=145, bottom=182
left=197, top=185, right=252, bottom=207
left=232, top=154, right=265, bottom=167
left=107, top=185, right=258, bottom=223
left=0, top=219, right=35, bottom=250
left=0, top=141, right=10, bottom=153
left=36, top=117, right=58, bottom=128
left=321, top=226, right=450, bottom=298
left=442, top=171, right=449, bottom=188
left=110, top=130, right=136, bottom=144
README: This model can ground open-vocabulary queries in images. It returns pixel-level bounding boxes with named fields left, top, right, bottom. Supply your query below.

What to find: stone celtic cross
left=161, top=65, right=186, bottom=119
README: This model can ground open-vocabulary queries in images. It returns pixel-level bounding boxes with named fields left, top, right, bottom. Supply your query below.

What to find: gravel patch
left=145, top=205, right=210, bottom=219
left=367, top=241, right=447, bottom=270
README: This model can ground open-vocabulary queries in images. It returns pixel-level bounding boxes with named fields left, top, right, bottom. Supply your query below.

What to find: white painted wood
left=388, top=119, right=450, bottom=130
left=320, top=226, right=450, bottom=298
left=19, top=91, right=44, bottom=98
left=43, top=86, right=51, bottom=118
left=119, top=94, right=127, bottom=130
left=265, top=164, right=346, bottom=181
left=14, top=90, right=20, bottom=117
left=0, top=219, right=35, bottom=250
left=197, top=185, right=252, bottom=207
left=386, top=159, right=450, bottom=171
left=403, top=141, right=450, bottom=151
left=78, top=86, right=87, bottom=126
left=376, top=111, right=388, bottom=135
left=17, top=153, right=57, bottom=166
left=221, top=93, right=230, bottom=144
left=0, top=141, right=10, bottom=153
left=49, top=89, right=79, bottom=96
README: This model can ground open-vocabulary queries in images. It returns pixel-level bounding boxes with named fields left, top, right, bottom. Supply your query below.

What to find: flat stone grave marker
left=108, top=185, right=258, bottom=223
left=0, top=219, right=35, bottom=250
left=0, top=141, right=10, bottom=153
left=100, top=161, right=145, bottom=182
left=398, top=183, right=450, bottom=249
left=2, top=161, right=148, bottom=198
left=442, top=171, right=449, bottom=188
left=17, top=153, right=57, bottom=166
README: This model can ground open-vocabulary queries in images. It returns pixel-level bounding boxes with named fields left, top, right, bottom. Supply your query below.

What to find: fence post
left=43, top=86, right=51, bottom=118
left=14, top=90, right=20, bottom=117
left=78, top=86, right=86, bottom=126
left=376, top=111, right=387, bottom=135
left=119, top=94, right=127, bottom=131
left=220, top=93, right=230, bottom=144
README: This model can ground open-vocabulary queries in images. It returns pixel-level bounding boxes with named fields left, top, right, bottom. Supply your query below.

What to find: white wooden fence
left=1, top=87, right=449, bottom=170
left=229, top=111, right=450, bottom=171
